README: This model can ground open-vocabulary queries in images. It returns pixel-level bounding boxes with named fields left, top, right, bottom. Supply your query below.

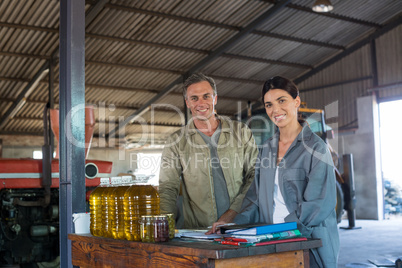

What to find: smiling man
left=159, top=73, right=259, bottom=228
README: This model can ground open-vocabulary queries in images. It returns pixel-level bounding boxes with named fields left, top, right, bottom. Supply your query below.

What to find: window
left=33, top=150, right=42, bottom=159
left=135, top=153, right=162, bottom=185
left=33, top=150, right=56, bottom=159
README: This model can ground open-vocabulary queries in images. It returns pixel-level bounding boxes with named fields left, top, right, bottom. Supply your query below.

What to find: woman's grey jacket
left=235, top=125, right=340, bottom=268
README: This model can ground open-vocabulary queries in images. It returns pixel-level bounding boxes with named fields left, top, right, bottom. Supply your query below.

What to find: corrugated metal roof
left=1, top=0, right=401, bottom=147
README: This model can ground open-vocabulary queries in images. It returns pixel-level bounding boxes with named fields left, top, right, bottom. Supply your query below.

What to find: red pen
left=221, top=241, right=241, bottom=246
left=226, top=237, right=248, bottom=242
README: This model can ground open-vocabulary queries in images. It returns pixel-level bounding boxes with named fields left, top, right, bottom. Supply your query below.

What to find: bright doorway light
left=379, top=99, right=402, bottom=217
left=379, top=100, right=402, bottom=184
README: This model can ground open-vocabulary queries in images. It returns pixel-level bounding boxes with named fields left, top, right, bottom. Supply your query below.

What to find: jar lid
left=153, top=215, right=167, bottom=220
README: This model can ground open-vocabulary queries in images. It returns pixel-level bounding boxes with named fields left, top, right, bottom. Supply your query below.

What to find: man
left=159, top=73, right=259, bottom=228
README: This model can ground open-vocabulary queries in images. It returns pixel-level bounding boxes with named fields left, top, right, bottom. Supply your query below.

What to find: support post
left=49, top=57, right=55, bottom=155
left=340, top=154, right=361, bottom=230
left=59, top=0, right=86, bottom=267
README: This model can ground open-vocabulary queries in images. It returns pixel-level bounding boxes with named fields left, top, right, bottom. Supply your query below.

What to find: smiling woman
left=209, top=76, right=340, bottom=268
left=262, top=77, right=303, bottom=164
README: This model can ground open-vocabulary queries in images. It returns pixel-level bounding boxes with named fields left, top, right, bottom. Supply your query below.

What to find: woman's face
left=263, top=88, right=300, bottom=128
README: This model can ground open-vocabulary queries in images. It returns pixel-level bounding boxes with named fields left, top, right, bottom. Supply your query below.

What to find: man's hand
left=205, top=209, right=238, bottom=234
left=205, top=221, right=228, bottom=234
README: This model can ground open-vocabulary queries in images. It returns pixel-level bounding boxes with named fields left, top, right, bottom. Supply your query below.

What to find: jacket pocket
left=282, top=168, right=306, bottom=204
left=179, top=152, right=206, bottom=178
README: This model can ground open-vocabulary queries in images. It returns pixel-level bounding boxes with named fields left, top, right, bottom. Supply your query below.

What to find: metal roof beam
left=287, top=3, right=382, bottom=28
left=106, top=3, right=343, bottom=50
left=0, top=0, right=109, bottom=131
left=4, top=34, right=309, bottom=69
left=1, top=97, right=239, bottom=117
left=106, top=0, right=292, bottom=138
left=1, top=2, right=380, bottom=57
left=86, top=60, right=181, bottom=74
left=86, top=32, right=205, bottom=53
left=106, top=3, right=241, bottom=31
left=0, top=77, right=253, bottom=103
left=0, top=63, right=49, bottom=130
left=0, top=22, right=316, bottom=68
left=210, top=75, right=264, bottom=85
left=3, top=48, right=309, bottom=77
left=294, top=16, right=402, bottom=84
left=299, top=76, right=373, bottom=92
left=12, top=116, right=184, bottom=128
left=0, top=51, right=50, bottom=60
left=252, top=31, right=344, bottom=50
left=0, top=22, right=58, bottom=33
left=260, top=0, right=382, bottom=28
left=221, top=54, right=312, bottom=69
left=88, top=82, right=256, bottom=101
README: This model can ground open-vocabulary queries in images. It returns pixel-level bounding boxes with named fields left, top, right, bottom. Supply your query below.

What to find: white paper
left=177, top=231, right=222, bottom=240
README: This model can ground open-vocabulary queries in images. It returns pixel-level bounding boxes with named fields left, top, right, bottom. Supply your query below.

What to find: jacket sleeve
left=158, top=135, right=182, bottom=215
left=233, top=147, right=261, bottom=224
left=285, top=141, right=336, bottom=237
left=229, top=125, right=259, bottom=213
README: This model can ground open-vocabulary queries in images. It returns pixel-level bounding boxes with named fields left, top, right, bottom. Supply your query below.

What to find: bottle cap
left=100, top=177, right=110, bottom=185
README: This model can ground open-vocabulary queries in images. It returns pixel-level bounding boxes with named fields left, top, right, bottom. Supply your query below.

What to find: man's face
left=185, top=81, right=217, bottom=121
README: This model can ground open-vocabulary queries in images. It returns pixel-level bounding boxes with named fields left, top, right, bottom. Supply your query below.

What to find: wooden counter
left=68, top=234, right=321, bottom=268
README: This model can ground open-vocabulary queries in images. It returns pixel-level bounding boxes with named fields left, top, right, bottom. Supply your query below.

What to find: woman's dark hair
left=261, top=76, right=299, bottom=104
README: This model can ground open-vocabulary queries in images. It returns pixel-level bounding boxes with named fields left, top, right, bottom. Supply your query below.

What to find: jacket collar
left=269, top=123, right=314, bottom=149
left=186, top=114, right=232, bottom=136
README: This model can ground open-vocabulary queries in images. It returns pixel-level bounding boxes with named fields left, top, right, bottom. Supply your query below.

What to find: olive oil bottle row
left=89, top=176, right=160, bottom=241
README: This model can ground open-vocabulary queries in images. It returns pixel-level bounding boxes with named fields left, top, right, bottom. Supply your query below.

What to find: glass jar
left=153, top=215, right=169, bottom=242
left=140, top=215, right=154, bottom=242
left=165, top=213, right=175, bottom=239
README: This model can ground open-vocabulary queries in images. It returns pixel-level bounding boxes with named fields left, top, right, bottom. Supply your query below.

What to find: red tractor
left=0, top=106, right=112, bottom=265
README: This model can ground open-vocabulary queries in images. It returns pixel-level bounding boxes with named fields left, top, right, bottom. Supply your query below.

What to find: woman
left=209, top=76, right=339, bottom=267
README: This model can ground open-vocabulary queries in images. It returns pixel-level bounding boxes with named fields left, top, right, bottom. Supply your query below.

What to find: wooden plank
left=248, top=239, right=321, bottom=256
left=71, top=239, right=211, bottom=267
left=304, top=250, right=310, bottom=268
left=68, top=234, right=250, bottom=259
left=214, top=250, right=305, bottom=268
left=69, top=234, right=321, bottom=267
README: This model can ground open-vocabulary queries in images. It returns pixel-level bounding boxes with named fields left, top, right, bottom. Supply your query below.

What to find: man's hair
left=182, top=73, right=217, bottom=99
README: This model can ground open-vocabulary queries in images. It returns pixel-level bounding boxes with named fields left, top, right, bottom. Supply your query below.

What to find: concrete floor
left=338, top=218, right=402, bottom=267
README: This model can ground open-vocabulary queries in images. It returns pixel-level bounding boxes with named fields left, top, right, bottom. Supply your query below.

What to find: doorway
left=379, top=99, right=402, bottom=218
